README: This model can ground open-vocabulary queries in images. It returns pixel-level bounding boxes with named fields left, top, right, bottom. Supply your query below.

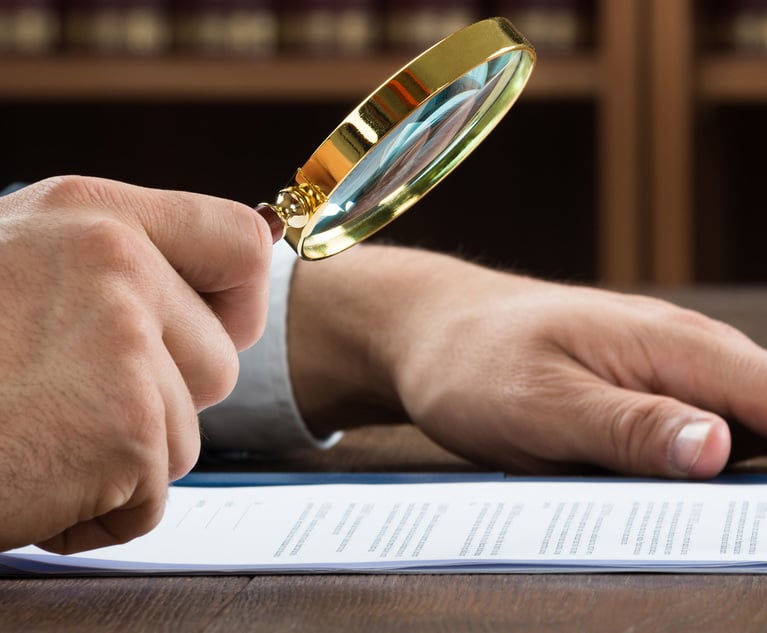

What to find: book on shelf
left=494, top=0, right=594, bottom=52
left=0, top=0, right=60, bottom=54
left=1, top=0, right=603, bottom=59
left=383, top=0, right=478, bottom=52
left=279, top=0, right=378, bottom=56
left=172, top=0, right=278, bottom=57
left=703, top=0, right=767, bottom=53
left=63, top=0, right=171, bottom=55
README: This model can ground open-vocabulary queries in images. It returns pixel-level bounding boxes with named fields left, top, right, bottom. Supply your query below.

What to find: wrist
left=287, top=245, right=435, bottom=436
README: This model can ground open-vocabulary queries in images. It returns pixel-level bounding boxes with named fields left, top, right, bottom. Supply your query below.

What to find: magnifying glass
left=255, top=16, right=536, bottom=260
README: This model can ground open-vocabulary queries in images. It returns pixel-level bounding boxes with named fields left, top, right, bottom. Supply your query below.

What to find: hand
left=288, top=245, right=767, bottom=479
left=0, top=176, right=273, bottom=553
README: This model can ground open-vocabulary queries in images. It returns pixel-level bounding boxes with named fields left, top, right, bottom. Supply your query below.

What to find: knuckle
left=123, top=376, right=164, bottom=426
left=87, top=321, right=165, bottom=450
left=94, top=477, right=140, bottom=518
left=194, top=342, right=240, bottom=409
left=31, top=175, right=109, bottom=209
left=111, top=372, right=166, bottom=450
left=650, top=301, right=737, bottom=338
left=169, top=451, right=199, bottom=483
left=98, top=489, right=167, bottom=548
left=130, top=495, right=167, bottom=539
left=167, top=412, right=202, bottom=481
left=32, top=176, right=156, bottom=236
left=665, top=305, right=720, bottom=331
left=101, top=295, right=158, bottom=357
left=70, top=217, right=145, bottom=275
left=141, top=502, right=166, bottom=537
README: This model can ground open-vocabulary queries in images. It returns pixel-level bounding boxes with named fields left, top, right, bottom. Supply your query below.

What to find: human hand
left=0, top=176, right=273, bottom=553
left=289, top=246, right=767, bottom=479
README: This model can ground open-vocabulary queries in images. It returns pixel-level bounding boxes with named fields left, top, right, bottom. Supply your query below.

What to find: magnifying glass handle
left=254, top=203, right=286, bottom=244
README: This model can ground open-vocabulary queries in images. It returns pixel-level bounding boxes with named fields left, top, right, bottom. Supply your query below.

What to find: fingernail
left=670, top=420, right=715, bottom=474
left=254, top=203, right=285, bottom=243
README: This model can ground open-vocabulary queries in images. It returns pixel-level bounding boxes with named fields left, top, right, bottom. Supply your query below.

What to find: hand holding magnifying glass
left=254, top=17, right=536, bottom=260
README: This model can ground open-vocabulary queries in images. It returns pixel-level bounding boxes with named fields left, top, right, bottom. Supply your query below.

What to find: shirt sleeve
left=199, top=241, right=343, bottom=456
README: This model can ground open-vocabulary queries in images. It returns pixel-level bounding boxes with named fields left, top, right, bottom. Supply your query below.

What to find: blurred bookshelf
left=0, top=0, right=596, bottom=57
left=649, top=0, right=767, bottom=285
left=699, top=56, right=767, bottom=102
left=0, top=0, right=599, bottom=101
left=697, top=0, right=767, bottom=102
left=0, top=53, right=598, bottom=100
left=0, top=1, right=650, bottom=284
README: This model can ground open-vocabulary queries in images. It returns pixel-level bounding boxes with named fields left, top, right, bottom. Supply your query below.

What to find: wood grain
left=205, top=574, right=767, bottom=633
left=3, top=574, right=767, bottom=633
left=0, top=576, right=248, bottom=633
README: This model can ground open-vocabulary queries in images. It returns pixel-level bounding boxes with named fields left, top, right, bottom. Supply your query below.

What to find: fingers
left=152, top=327, right=203, bottom=481
left=0, top=176, right=265, bottom=554
left=480, top=361, right=733, bottom=480
left=36, top=484, right=168, bottom=555
left=571, top=382, right=732, bottom=479
left=119, top=183, right=274, bottom=350
left=37, top=329, right=199, bottom=555
left=420, top=332, right=737, bottom=479
left=154, top=264, right=241, bottom=411
left=648, top=316, right=767, bottom=440
left=544, top=290, right=767, bottom=476
left=67, top=211, right=242, bottom=411
left=591, top=297, right=767, bottom=460
left=32, top=176, right=273, bottom=350
left=497, top=341, right=735, bottom=479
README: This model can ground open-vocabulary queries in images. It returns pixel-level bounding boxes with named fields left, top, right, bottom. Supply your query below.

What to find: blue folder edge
left=175, top=472, right=510, bottom=487
left=175, top=471, right=767, bottom=487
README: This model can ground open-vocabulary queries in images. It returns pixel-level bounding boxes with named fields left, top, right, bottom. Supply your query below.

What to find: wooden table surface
left=4, top=286, right=767, bottom=633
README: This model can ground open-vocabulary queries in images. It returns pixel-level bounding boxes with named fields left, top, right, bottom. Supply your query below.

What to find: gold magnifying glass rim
left=281, top=16, right=536, bottom=259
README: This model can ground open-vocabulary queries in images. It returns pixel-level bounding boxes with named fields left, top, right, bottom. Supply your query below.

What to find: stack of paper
left=3, top=476, right=767, bottom=575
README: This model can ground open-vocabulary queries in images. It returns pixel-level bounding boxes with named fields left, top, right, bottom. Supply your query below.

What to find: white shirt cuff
left=200, top=240, right=342, bottom=455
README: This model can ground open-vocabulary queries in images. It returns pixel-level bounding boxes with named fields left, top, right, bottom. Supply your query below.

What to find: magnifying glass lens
left=305, top=50, right=530, bottom=257
left=262, top=18, right=535, bottom=260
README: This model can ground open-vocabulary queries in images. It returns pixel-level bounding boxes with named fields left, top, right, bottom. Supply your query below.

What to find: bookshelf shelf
left=0, top=54, right=598, bottom=102
left=698, top=55, right=767, bottom=102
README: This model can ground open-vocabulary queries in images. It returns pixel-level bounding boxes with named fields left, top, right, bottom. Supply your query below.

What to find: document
left=4, top=476, right=767, bottom=575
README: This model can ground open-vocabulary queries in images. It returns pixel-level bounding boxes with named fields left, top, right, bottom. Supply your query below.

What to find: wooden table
left=3, top=287, right=767, bottom=632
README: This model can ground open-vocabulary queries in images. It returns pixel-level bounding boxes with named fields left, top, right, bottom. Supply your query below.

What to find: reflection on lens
left=302, top=50, right=529, bottom=257
left=284, top=18, right=536, bottom=260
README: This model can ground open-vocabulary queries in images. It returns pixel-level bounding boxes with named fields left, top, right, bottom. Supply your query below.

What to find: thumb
left=577, top=388, right=732, bottom=479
